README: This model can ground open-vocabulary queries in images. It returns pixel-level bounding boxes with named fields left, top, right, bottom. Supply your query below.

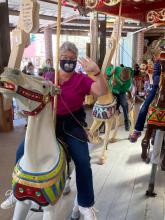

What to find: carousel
left=0, top=0, right=165, bottom=220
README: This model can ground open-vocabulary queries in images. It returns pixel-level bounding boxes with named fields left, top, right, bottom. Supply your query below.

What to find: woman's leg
left=15, top=139, right=25, bottom=164
left=134, top=87, right=157, bottom=132
left=118, top=93, right=129, bottom=121
left=118, top=93, right=130, bottom=130
left=130, top=86, right=158, bottom=142
left=65, top=135, right=94, bottom=207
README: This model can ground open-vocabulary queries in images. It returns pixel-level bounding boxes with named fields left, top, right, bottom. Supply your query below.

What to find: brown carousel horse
left=141, top=59, right=165, bottom=169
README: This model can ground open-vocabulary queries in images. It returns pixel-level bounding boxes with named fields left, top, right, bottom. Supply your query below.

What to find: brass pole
left=53, top=0, right=62, bottom=126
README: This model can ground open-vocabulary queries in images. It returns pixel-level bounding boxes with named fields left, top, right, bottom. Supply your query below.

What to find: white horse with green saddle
left=0, top=68, right=74, bottom=220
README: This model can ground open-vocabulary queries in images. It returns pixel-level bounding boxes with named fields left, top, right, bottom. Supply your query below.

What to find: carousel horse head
left=147, top=59, right=154, bottom=75
left=140, top=63, right=147, bottom=74
left=0, top=68, right=59, bottom=114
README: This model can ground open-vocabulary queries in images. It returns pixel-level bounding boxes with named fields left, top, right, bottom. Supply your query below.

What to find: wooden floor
left=0, top=119, right=165, bottom=220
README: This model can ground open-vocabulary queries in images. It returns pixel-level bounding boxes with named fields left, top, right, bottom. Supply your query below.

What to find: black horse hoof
left=146, top=190, right=157, bottom=197
left=30, top=206, right=43, bottom=212
left=145, top=157, right=150, bottom=164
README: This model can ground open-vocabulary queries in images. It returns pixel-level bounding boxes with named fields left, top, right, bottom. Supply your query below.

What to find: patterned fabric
left=147, top=104, right=165, bottom=126
left=12, top=144, right=66, bottom=206
left=92, top=99, right=116, bottom=119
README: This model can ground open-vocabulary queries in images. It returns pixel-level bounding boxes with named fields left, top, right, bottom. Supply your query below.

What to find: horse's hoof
left=141, top=148, right=148, bottom=161
left=146, top=190, right=157, bottom=197
left=30, top=206, right=43, bottom=212
left=146, top=184, right=157, bottom=197
left=97, top=157, right=106, bottom=165
left=71, top=210, right=81, bottom=220
left=109, top=138, right=117, bottom=143
left=89, top=136, right=102, bottom=145
left=94, top=137, right=102, bottom=144
left=141, top=154, right=148, bottom=162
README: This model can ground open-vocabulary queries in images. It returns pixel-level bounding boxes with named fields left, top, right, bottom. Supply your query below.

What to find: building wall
left=120, top=33, right=134, bottom=67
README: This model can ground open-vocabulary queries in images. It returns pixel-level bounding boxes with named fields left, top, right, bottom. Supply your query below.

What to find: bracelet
left=94, top=71, right=101, bottom=76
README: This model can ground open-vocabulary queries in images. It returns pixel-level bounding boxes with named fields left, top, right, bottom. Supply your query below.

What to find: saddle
left=147, top=99, right=165, bottom=128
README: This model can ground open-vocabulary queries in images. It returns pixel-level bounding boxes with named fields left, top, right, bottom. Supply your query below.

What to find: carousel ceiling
left=5, top=0, right=165, bottom=37
left=70, top=0, right=165, bottom=22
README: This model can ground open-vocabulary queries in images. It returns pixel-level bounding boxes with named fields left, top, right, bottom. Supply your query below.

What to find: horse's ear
left=4, top=67, right=21, bottom=75
left=50, top=85, right=61, bottom=96
left=11, top=69, right=21, bottom=75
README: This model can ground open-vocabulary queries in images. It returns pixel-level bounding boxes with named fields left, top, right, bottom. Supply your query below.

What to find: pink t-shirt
left=43, top=71, right=55, bottom=82
left=57, top=72, right=94, bottom=115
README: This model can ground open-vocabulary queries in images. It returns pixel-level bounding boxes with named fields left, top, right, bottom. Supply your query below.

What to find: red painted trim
left=71, top=0, right=165, bottom=22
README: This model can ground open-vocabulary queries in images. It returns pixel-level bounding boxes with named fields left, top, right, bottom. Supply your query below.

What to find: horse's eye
left=43, top=85, right=46, bottom=88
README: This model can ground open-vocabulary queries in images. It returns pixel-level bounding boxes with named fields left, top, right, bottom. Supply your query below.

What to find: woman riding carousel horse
left=130, top=50, right=161, bottom=142
left=1, top=41, right=107, bottom=220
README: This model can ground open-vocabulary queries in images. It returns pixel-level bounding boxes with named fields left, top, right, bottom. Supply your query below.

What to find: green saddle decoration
left=147, top=103, right=165, bottom=127
left=12, top=144, right=66, bottom=205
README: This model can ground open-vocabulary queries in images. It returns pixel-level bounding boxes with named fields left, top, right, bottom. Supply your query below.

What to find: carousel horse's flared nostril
left=0, top=81, right=4, bottom=87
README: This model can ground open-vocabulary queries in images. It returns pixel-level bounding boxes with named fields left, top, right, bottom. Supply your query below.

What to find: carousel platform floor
left=0, top=117, right=165, bottom=220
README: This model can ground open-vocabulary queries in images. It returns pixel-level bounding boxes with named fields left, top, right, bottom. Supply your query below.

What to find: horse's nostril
left=0, top=81, right=4, bottom=87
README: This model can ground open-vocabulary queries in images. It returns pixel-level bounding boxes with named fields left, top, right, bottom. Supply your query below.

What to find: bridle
left=16, top=86, right=52, bottom=116
left=0, top=77, right=53, bottom=116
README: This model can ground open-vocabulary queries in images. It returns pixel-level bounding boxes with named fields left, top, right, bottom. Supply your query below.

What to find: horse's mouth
left=0, top=80, right=16, bottom=91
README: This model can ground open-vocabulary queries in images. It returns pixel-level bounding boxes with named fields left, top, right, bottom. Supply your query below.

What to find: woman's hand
left=78, top=57, right=100, bottom=74
left=112, top=78, right=116, bottom=86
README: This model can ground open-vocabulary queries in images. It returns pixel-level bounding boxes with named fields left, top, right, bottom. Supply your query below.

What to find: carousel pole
left=146, top=130, right=165, bottom=197
left=114, top=0, right=122, bottom=67
left=53, top=0, right=62, bottom=125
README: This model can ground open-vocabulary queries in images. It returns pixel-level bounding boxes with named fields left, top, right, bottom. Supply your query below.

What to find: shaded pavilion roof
left=6, top=0, right=165, bottom=37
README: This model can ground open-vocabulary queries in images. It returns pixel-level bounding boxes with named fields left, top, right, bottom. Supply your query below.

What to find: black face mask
left=60, top=60, right=77, bottom=73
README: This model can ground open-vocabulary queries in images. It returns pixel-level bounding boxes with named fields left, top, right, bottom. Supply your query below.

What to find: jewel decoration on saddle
left=85, top=0, right=98, bottom=9
left=12, top=145, right=66, bottom=206
left=147, top=9, right=165, bottom=24
left=81, top=0, right=121, bottom=9
left=103, top=0, right=121, bottom=6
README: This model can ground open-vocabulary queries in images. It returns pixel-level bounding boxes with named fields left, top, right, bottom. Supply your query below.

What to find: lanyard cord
left=58, top=93, right=87, bottom=130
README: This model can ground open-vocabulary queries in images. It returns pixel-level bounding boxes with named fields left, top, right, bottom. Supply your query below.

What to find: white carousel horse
left=0, top=68, right=76, bottom=220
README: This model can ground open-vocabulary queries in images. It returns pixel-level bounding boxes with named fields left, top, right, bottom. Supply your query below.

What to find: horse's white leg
left=13, top=200, right=31, bottom=220
left=71, top=195, right=81, bottom=220
left=110, top=113, right=120, bottom=142
left=43, top=205, right=55, bottom=220
left=129, top=107, right=135, bottom=135
left=89, top=118, right=103, bottom=144
left=98, top=120, right=113, bottom=165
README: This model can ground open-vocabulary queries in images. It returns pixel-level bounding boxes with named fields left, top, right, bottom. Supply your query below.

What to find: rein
left=16, top=86, right=52, bottom=116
